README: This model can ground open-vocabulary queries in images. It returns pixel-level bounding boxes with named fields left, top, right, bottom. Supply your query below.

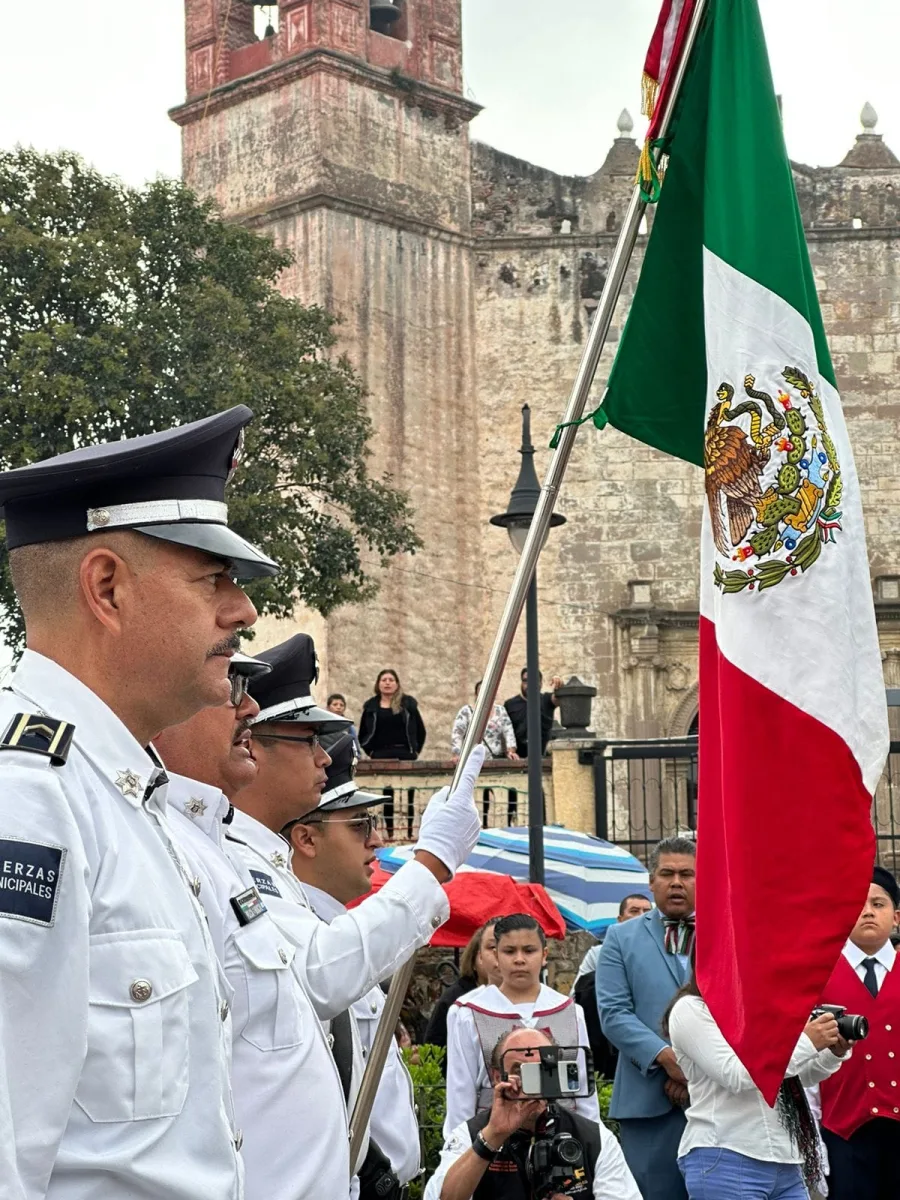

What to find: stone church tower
left=171, top=2, right=900, bottom=753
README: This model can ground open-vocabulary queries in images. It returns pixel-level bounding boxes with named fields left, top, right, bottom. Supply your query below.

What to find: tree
left=0, top=147, right=420, bottom=650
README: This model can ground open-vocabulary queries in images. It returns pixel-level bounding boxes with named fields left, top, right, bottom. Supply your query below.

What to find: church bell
left=370, top=1, right=402, bottom=34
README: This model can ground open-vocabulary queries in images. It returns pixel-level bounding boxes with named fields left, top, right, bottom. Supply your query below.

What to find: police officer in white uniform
left=154, top=636, right=485, bottom=1200
left=0, top=407, right=278, bottom=1199
left=154, top=652, right=369, bottom=1200
left=227, top=635, right=486, bottom=1197
left=286, top=730, right=422, bottom=1198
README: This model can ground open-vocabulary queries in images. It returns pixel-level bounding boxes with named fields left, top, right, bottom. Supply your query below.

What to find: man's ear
left=287, top=822, right=319, bottom=861
left=78, top=546, right=132, bottom=634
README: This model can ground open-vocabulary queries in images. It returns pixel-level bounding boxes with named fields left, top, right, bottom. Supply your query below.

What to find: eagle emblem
left=708, top=367, right=842, bottom=593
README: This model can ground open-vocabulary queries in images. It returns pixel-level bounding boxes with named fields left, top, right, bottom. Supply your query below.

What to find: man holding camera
left=816, top=865, right=900, bottom=1199
left=426, top=1028, right=639, bottom=1200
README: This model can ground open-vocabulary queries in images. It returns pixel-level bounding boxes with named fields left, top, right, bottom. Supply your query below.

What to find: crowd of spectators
left=406, top=837, right=900, bottom=1200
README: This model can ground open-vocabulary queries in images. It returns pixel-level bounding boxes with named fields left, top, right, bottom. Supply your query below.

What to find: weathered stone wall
left=174, top=0, right=900, bottom=760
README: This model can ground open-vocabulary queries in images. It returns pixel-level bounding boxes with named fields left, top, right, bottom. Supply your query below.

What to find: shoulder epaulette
left=0, top=713, right=75, bottom=765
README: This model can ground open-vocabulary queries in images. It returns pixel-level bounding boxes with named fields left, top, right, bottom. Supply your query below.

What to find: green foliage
left=403, top=1044, right=447, bottom=1200
left=0, top=147, right=421, bottom=650
left=403, top=1047, right=620, bottom=1196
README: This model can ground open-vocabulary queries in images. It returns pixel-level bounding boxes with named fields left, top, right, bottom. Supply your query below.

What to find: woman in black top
left=359, top=668, right=426, bottom=760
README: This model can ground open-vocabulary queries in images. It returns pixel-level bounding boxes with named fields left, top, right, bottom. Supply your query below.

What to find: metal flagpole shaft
left=525, top=573, right=544, bottom=885
left=348, top=0, right=708, bottom=1164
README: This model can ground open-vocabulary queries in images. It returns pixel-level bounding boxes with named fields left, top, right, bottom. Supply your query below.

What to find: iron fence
left=585, top=736, right=900, bottom=869
left=377, top=784, right=526, bottom=843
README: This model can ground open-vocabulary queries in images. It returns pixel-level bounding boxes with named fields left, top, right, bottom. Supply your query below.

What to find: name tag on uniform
left=0, top=838, right=65, bottom=926
left=230, top=885, right=267, bottom=926
left=250, top=869, right=282, bottom=899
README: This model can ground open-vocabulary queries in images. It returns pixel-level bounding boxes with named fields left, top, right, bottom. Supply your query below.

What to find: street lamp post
left=491, top=405, right=566, bottom=885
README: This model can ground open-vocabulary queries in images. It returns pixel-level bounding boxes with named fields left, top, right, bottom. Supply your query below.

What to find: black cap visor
left=136, top=522, right=278, bottom=579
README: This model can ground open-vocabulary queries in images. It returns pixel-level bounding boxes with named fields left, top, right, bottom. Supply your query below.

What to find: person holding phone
left=426, top=1027, right=639, bottom=1199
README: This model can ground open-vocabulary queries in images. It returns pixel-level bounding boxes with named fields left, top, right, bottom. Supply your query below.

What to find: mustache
left=207, top=632, right=242, bottom=658
left=232, top=716, right=255, bottom=744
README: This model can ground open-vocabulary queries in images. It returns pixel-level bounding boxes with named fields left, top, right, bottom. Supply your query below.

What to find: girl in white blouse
left=664, top=974, right=850, bottom=1199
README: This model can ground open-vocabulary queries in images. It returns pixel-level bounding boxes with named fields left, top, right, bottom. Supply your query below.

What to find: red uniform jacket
left=818, top=951, right=900, bottom=1139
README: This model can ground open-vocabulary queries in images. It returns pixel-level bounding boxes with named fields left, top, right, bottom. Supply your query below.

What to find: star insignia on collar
left=184, top=796, right=208, bottom=819
left=115, top=769, right=143, bottom=799
left=270, top=851, right=287, bottom=870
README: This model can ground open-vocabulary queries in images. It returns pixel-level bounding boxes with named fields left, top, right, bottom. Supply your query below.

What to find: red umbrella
left=349, top=866, right=566, bottom=947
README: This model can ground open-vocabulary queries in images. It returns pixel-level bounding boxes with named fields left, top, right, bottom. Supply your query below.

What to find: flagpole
left=347, top=0, right=708, bottom=1164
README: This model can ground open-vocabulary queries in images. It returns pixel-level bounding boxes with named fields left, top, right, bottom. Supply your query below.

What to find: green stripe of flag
left=601, top=0, right=835, bottom=468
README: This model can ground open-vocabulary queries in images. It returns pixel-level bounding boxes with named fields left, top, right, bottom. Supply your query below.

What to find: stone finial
left=617, top=108, right=634, bottom=137
left=861, top=102, right=878, bottom=132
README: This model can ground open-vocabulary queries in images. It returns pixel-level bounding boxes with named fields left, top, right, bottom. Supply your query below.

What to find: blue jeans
left=679, top=1148, right=809, bottom=1199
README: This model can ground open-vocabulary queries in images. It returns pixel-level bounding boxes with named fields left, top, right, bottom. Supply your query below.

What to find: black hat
left=0, top=405, right=278, bottom=579
left=873, top=865, right=900, bottom=908
left=229, top=652, right=273, bottom=681
left=313, top=731, right=388, bottom=812
left=248, top=633, right=350, bottom=731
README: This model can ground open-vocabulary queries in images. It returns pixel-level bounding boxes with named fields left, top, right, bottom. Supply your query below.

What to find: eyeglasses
left=253, top=731, right=322, bottom=752
left=229, top=672, right=250, bottom=707
left=310, top=812, right=382, bottom=840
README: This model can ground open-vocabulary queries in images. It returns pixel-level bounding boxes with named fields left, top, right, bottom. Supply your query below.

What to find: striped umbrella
left=377, top=825, right=651, bottom=937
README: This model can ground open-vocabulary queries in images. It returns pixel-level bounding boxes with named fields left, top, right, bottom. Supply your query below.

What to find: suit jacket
left=595, top=909, right=687, bottom=1119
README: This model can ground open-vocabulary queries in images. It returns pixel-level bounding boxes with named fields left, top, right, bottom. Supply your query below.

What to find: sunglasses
left=253, top=731, right=322, bottom=752
left=300, top=812, right=382, bottom=840
left=229, top=672, right=251, bottom=707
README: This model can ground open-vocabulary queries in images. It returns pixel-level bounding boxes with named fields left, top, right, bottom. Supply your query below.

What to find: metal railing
left=377, top=784, right=528, bottom=843
left=586, top=737, right=900, bottom=868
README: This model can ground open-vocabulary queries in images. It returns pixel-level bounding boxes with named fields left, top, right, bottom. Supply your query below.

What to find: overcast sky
left=1, top=1, right=897, bottom=187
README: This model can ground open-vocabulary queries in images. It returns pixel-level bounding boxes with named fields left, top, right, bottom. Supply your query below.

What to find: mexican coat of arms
left=706, top=366, right=843, bottom=593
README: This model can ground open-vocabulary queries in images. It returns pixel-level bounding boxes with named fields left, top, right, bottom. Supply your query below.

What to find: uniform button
left=892, top=1081, right=897, bottom=1087
left=362, top=1047, right=368, bottom=1059
left=191, top=877, right=202, bottom=897
left=890, top=1052, right=895, bottom=1058
left=370, top=1001, right=378, bottom=1013
left=895, top=1108, right=899, bottom=1114
left=130, top=979, right=153, bottom=1003
left=866, top=1054, right=873, bottom=1061
left=887, top=1025, right=893, bottom=1032
left=430, top=916, right=441, bottom=929
left=235, top=1130, right=243, bottom=1151
left=869, top=1081, right=876, bottom=1088
left=278, top=948, right=288, bottom=964
left=872, top=1107, right=879, bottom=1114
left=220, top=1001, right=230, bottom=1021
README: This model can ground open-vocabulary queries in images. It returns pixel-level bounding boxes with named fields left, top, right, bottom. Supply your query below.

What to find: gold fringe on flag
left=636, top=139, right=665, bottom=205
left=641, top=71, right=659, bottom=119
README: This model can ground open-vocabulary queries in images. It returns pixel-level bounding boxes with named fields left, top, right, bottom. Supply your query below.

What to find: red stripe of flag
left=696, top=615, right=875, bottom=1104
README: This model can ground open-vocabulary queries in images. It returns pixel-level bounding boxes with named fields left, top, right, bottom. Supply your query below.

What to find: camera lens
left=555, top=1136, right=583, bottom=1166
left=837, top=1014, right=869, bottom=1041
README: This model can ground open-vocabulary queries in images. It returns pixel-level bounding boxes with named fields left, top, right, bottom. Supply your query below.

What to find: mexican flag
left=601, top=0, right=889, bottom=1102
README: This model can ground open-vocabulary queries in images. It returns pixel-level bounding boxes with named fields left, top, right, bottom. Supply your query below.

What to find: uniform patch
left=230, top=885, right=267, bottom=926
left=0, top=838, right=65, bottom=926
left=0, top=713, right=74, bottom=765
left=250, top=869, right=282, bottom=898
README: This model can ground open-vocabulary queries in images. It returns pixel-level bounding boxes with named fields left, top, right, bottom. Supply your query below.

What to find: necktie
left=663, top=916, right=695, bottom=958
left=861, top=957, right=880, bottom=999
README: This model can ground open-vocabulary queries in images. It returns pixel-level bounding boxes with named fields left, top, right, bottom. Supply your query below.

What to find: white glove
left=414, top=745, right=486, bottom=878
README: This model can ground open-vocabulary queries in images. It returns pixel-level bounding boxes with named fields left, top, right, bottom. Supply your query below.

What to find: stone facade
left=172, top=0, right=900, bottom=758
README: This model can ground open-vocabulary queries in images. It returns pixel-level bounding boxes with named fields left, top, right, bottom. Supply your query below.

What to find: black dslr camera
left=811, top=1004, right=869, bottom=1041
left=526, top=1108, right=588, bottom=1199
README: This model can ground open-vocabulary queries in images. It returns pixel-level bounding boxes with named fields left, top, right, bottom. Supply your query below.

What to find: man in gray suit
left=596, top=836, right=697, bottom=1199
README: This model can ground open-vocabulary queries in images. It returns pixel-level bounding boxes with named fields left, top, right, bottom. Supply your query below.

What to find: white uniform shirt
left=165, top=777, right=352, bottom=1200
left=669, top=995, right=849, bottom=1164
left=842, top=938, right=895, bottom=992
left=444, top=984, right=601, bottom=1138
left=0, top=651, right=241, bottom=1200
left=225, top=809, right=450, bottom=1023
left=424, top=1118, right=641, bottom=1200
left=304, top=884, right=422, bottom=1185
